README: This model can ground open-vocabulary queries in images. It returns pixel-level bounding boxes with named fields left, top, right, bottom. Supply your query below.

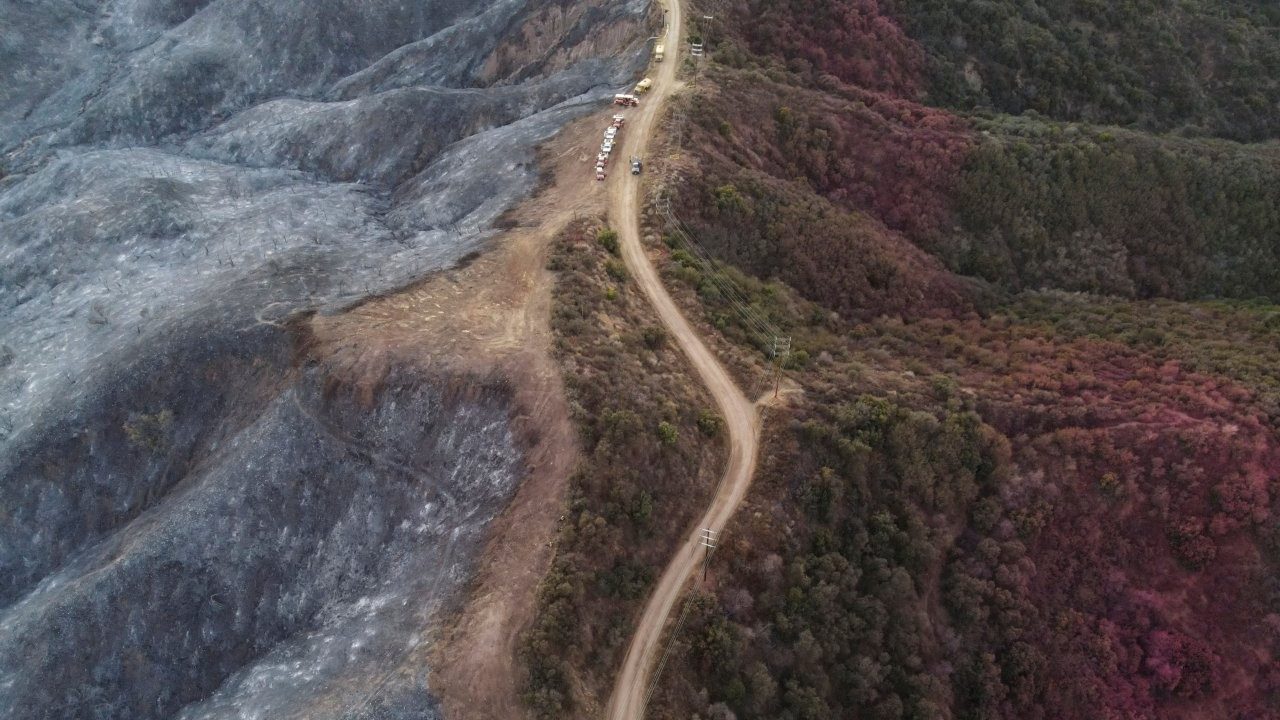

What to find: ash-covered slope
left=0, top=0, right=650, bottom=717
left=2, top=365, right=522, bottom=719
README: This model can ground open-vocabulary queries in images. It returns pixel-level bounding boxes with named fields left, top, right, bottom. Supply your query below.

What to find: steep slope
left=677, top=1, right=1280, bottom=304
left=632, top=2, right=1280, bottom=719
left=603, top=2, right=765, bottom=715
left=701, top=0, right=1280, bottom=141
left=0, top=0, right=653, bottom=717
left=896, top=0, right=1280, bottom=141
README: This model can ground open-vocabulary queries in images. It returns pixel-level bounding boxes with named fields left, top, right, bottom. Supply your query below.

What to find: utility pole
left=699, top=528, right=719, bottom=582
left=771, top=335, right=791, bottom=398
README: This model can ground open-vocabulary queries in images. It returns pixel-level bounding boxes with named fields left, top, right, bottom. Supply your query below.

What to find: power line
left=654, top=196, right=781, bottom=347
left=656, top=203, right=759, bottom=317
left=641, top=587, right=698, bottom=716
left=650, top=79, right=788, bottom=355
left=699, top=527, right=719, bottom=582
left=664, top=208, right=771, bottom=329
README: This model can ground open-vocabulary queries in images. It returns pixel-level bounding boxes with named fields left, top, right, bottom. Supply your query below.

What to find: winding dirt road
left=604, top=2, right=762, bottom=718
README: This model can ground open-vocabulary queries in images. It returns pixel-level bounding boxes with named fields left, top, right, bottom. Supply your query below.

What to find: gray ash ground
left=0, top=0, right=649, bottom=717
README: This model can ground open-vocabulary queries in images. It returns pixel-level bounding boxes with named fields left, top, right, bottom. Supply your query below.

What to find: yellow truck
left=653, top=43, right=664, bottom=62
left=634, top=77, right=653, bottom=94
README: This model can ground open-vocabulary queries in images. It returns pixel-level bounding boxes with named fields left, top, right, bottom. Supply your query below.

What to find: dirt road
left=604, top=2, right=762, bottom=718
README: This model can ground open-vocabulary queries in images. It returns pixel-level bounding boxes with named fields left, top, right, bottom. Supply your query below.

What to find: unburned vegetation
left=646, top=287, right=1280, bottom=720
left=896, top=0, right=1280, bottom=142
left=520, top=221, right=726, bottom=717
left=527, top=1, right=1280, bottom=718
left=639, top=21, right=1280, bottom=708
left=947, top=118, right=1280, bottom=300
left=674, top=65, right=1280, bottom=307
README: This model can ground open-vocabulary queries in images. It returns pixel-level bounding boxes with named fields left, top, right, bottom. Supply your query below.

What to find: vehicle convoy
left=596, top=113, right=622, bottom=177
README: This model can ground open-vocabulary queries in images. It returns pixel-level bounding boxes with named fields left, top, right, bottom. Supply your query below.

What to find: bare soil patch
left=302, top=102, right=634, bottom=719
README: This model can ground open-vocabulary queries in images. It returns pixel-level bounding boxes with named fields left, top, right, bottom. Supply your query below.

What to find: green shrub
left=657, top=420, right=678, bottom=445
left=641, top=325, right=667, bottom=349
left=714, top=183, right=748, bottom=213
left=697, top=409, right=724, bottom=436
left=674, top=264, right=701, bottom=286
left=783, top=349, right=809, bottom=370
left=671, top=248, right=697, bottom=267
left=605, top=259, right=629, bottom=281
left=930, top=374, right=957, bottom=400
left=597, top=229, right=620, bottom=255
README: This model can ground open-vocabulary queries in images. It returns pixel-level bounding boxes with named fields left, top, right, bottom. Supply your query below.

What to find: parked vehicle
left=613, top=94, right=639, bottom=107
left=653, top=43, right=664, bottom=62
left=612, top=114, right=626, bottom=127
left=634, top=78, right=653, bottom=94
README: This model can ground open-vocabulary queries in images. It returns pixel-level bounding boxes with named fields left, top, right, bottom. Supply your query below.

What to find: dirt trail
left=604, top=2, right=763, bottom=718
left=309, top=1, right=760, bottom=715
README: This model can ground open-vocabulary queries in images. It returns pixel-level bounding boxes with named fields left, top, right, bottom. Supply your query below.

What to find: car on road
left=630, top=156, right=642, bottom=175
left=602, top=140, right=614, bottom=154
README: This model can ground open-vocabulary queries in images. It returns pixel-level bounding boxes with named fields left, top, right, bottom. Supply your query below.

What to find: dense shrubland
left=664, top=396, right=1006, bottom=719
left=634, top=3, right=1280, bottom=715
left=520, top=222, right=724, bottom=717
left=716, top=0, right=926, bottom=97
left=669, top=164, right=972, bottom=321
left=682, top=0, right=1280, bottom=303
left=1004, top=293, right=1280, bottom=423
left=678, top=68, right=1280, bottom=303
left=686, top=64, right=971, bottom=247
left=948, top=119, right=1280, bottom=300
left=527, top=2, right=1280, bottom=718
left=647, top=291, right=1280, bottom=720
left=893, top=0, right=1280, bottom=141
left=702, top=0, right=1280, bottom=142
